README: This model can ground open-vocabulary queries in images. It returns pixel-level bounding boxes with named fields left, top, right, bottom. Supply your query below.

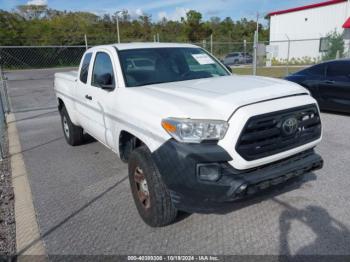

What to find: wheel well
left=58, top=98, right=64, bottom=112
left=119, top=131, right=144, bottom=162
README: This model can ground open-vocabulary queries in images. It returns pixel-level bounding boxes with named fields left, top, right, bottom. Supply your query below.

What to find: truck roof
left=111, top=42, right=199, bottom=50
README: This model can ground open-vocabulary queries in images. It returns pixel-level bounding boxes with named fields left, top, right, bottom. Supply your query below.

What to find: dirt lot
left=3, top=68, right=350, bottom=257
left=0, top=130, right=16, bottom=256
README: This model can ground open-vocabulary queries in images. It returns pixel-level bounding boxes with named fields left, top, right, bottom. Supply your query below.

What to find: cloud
left=135, top=8, right=144, bottom=16
left=206, top=9, right=221, bottom=16
left=140, top=0, right=191, bottom=11
left=157, top=7, right=188, bottom=21
left=27, top=0, right=47, bottom=5
left=125, top=8, right=145, bottom=19
left=158, top=11, right=167, bottom=20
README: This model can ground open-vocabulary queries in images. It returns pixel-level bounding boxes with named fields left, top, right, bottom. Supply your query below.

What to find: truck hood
left=130, top=75, right=309, bottom=120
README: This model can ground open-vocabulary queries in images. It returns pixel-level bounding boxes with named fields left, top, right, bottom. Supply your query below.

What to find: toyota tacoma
left=54, top=43, right=323, bottom=227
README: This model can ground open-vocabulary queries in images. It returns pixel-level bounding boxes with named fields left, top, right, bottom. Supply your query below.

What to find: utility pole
left=256, top=12, right=259, bottom=44
left=84, top=34, right=88, bottom=50
left=253, top=32, right=257, bottom=75
left=116, top=10, right=122, bottom=43
left=253, top=12, right=259, bottom=75
left=244, top=39, right=247, bottom=63
left=210, top=34, right=213, bottom=54
left=286, top=34, right=290, bottom=76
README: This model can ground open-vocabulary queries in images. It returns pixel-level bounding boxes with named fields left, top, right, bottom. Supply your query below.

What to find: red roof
left=343, top=17, right=350, bottom=28
left=267, top=0, right=346, bottom=17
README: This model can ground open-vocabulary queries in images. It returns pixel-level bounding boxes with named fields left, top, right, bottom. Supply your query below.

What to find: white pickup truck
left=54, top=43, right=323, bottom=227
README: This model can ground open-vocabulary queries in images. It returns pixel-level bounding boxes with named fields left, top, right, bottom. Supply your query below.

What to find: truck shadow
left=174, top=172, right=319, bottom=224
left=276, top=198, right=350, bottom=256
left=82, top=133, right=96, bottom=145
left=321, top=110, right=350, bottom=117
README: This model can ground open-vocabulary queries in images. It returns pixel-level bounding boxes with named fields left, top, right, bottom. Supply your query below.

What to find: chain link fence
left=0, top=65, right=8, bottom=160
left=1, top=38, right=348, bottom=70
left=0, top=46, right=87, bottom=70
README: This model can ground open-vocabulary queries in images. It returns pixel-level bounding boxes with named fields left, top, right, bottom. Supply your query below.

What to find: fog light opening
left=197, top=163, right=221, bottom=182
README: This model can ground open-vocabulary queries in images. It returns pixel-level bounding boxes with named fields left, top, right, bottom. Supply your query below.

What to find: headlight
left=161, top=118, right=229, bottom=143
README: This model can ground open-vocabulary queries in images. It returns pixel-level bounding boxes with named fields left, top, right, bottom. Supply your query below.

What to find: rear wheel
left=128, top=146, right=177, bottom=227
left=60, top=106, right=84, bottom=146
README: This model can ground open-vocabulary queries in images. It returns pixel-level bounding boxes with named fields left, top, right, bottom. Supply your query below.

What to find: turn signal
left=161, top=121, right=177, bottom=133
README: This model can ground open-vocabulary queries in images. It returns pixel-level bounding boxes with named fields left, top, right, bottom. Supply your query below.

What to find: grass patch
left=232, top=66, right=306, bottom=78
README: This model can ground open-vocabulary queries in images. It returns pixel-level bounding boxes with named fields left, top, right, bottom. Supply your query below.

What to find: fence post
left=0, top=59, right=5, bottom=160
left=210, top=34, right=213, bottom=54
left=0, top=134, right=4, bottom=160
left=253, top=31, right=257, bottom=75
left=0, top=97, right=4, bottom=160
left=286, top=35, right=290, bottom=76
left=0, top=64, right=10, bottom=113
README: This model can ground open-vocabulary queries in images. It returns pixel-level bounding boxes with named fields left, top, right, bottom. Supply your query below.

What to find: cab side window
left=79, top=53, right=92, bottom=84
left=91, top=52, right=115, bottom=89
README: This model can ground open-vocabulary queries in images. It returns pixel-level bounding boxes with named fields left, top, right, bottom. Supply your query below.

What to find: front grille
left=236, top=104, right=321, bottom=161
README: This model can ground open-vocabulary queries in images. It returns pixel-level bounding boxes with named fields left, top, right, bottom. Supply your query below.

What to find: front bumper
left=152, top=140, right=323, bottom=213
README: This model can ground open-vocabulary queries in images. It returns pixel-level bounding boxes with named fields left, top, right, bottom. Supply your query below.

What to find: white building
left=267, top=0, right=350, bottom=61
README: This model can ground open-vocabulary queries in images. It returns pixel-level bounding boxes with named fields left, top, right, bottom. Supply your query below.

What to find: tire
left=60, top=106, right=84, bottom=146
left=128, top=146, right=178, bottom=227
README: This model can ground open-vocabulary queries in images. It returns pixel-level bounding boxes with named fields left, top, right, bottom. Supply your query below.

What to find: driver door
left=83, top=51, right=117, bottom=146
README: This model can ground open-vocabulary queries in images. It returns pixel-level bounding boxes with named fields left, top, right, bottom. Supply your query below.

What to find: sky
left=0, top=0, right=328, bottom=21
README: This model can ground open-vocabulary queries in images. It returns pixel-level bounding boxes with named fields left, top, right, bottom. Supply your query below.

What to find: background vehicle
left=223, top=52, right=252, bottom=65
left=54, top=43, right=323, bottom=227
left=285, top=59, right=350, bottom=114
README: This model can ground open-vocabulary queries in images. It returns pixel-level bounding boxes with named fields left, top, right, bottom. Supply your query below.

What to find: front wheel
left=60, top=106, right=84, bottom=146
left=128, top=146, right=178, bottom=227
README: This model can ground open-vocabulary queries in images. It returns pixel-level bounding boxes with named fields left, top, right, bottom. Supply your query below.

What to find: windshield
left=118, top=47, right=230, bottom=87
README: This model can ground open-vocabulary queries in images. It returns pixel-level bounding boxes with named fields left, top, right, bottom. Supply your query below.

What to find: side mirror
left=97, top=73, right=115, bottom=90
left=225, top=65, right=232, bottom=73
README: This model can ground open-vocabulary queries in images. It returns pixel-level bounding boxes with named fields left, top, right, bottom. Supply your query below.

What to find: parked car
left=285, top=59, right=350, bottom=114
left=54, top=43, right=323, bottom=227
left=244, top=53, right=253, bottom=63
left=223, top=52, right=252, bottom=65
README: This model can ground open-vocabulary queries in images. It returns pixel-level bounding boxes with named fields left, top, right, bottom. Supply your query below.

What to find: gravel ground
left=0, top=129, right=16, bottom=257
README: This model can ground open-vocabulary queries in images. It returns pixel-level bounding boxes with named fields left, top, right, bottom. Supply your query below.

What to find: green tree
left=323, top=31, right=345, bottom=61
left=182, top=10, right=212, bottom=42
left=0, top=7, right=269, bottom=47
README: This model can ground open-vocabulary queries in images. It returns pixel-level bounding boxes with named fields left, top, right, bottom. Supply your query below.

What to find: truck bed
left=55, top=71, right=78, bottom=82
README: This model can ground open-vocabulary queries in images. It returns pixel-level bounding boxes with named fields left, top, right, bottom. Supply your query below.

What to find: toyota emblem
left=282, top=117, right=299, bottom=136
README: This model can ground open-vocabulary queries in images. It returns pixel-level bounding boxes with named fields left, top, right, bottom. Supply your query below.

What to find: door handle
left=85, top=94, right=92, bottom=100
left=323, top=80, right=335, bottom=84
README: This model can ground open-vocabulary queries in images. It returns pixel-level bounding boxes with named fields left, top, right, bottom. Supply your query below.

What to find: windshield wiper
left=133, top=81, right=164, bottom=87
